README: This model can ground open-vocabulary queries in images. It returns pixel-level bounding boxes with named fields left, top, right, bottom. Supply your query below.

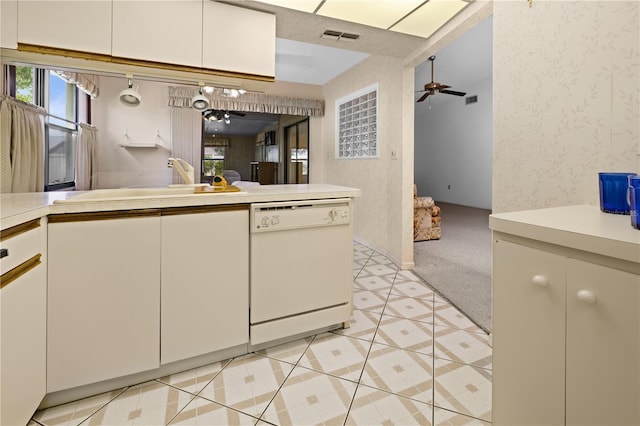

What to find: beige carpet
left=412, top=202, right=492, bottom=332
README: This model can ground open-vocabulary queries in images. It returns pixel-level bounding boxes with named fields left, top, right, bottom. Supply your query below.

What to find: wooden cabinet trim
left=0, top=253, right=41, bottom=289
left=160, top=204, right=248, bottom=216
left=17, top=43, right=275, bottom=82
left=0, top=218, right=41, bottom=242
left=48, top=209, right=162, bottom=223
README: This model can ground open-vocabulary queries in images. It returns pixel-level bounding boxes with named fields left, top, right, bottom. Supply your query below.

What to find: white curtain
left=170, top=106, right=201, bottom=184
left=76, top=123, right=98, bottom=190
left=0, top=96, right=45, bottom=193
left=168, top=86, right=325, bottom=116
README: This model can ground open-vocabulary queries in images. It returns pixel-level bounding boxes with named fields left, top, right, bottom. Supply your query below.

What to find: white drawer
left=1, top=219, right=44, bottom=274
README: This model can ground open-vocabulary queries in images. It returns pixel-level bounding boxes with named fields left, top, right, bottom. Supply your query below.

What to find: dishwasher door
left=250, top=199, right=352, bottom=326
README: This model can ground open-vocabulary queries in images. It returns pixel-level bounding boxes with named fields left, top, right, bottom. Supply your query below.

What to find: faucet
left=167, top=158, right=194, bottom=185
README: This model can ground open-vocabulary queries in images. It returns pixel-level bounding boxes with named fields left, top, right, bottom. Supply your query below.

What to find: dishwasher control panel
left=251, top=199, right=351, bottom=232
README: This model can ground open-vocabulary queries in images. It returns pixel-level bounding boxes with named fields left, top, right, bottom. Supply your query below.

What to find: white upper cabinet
left=17, top=0, right=112, bottom=54
left=1, top=0, right=17, bottom=49
left=202, top=1, right=275, bottom=77
left=112, top=0, right=203, bottom=68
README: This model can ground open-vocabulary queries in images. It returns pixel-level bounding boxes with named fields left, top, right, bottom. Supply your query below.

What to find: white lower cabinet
left=160, top=207, right=249, bottom=364
left=47, top=213, right=161, bottom=392
left=0, top=218, right=46, bottom=426
left=493, top=238, right=640, bottom=426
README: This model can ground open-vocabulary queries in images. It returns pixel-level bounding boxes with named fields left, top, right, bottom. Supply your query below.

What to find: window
left=336, top=83, right=378, bottom=159
left=9, top=66, right=79, bottom=190
left=202, top=146, right=225, bottom=177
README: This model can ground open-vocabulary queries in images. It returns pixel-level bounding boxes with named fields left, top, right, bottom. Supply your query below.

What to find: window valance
left=168, top=86, right=324, bottom=117
left=204, top=136, right=230, bottom=147
left=54, top=71, right=100, bottom=99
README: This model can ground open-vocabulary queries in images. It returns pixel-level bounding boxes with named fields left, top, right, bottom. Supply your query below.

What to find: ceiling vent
left=465, top=95, right=478, bottom=105
left=321, top=29, right=360, bottom=42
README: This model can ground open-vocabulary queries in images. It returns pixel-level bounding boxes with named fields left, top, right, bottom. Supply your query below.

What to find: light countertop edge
left=490, top=205, right=640, bottom=264
left=1, top=184, right=361, bottom=231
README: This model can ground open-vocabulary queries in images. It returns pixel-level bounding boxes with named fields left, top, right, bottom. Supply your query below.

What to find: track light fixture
left=119, top=74, right=141, bottom=107
left=191, top=83, right=210, bottom=112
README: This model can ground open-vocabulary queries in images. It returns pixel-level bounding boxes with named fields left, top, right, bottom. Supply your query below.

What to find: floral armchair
left=414, top=184, right=441, bottom=241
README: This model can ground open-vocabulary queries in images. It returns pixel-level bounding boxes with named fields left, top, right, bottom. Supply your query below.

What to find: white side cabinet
left=491, top=206, right=640, bottom=426
left=112, top=0, right=203, bottom=68
left=47, top=212, right=161, bottom=392
left=161, top=206, right=249, bottom=365
left=0, top=218, right=47, bottom=426
left=202, top=1, right=275, bottom=77
left=1, top=0, right=17, bottom=49
left=17, top=0, right=112, bottom=54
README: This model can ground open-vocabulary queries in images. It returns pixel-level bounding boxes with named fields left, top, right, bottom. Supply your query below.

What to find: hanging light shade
left=119, top=74, right=141, bottom=107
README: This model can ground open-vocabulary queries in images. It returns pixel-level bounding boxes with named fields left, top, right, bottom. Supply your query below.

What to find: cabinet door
left=1, top=0, right=17, bottom=49
left=161, top=208, right=249, bottom=365
left=492, top=239, right=566, bottom=426
left=566, top=259, right=640, bottom=426
left=17, top=0, right=112, bottom=54
left=202, top=1, right=275, bottom=77
left=112, top=0, right=203, bottom=68
left=1, top=260, right=46, bottom=426
left=47, top=215, right=161, bottom=392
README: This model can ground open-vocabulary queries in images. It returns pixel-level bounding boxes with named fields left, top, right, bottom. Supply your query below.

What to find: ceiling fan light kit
left=416, top=55, right=466, bottom=103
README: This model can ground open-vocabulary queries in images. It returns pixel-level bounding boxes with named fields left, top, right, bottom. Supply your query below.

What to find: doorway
left=284, top=119, right=309, bottom=184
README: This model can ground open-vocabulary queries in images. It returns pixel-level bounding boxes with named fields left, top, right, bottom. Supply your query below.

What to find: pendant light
left=119, top=74, right=141, bottom=107
left=191, top=82, right=210, bottom=112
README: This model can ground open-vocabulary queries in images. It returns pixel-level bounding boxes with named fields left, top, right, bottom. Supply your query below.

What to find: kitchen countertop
left=490, top=205, right=640, bottom=264
left=0, top=184, right=361, bottom=231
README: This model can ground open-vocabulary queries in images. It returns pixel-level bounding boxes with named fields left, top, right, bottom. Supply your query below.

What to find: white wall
left=321, top=55, right=408, bottom=264
left=91, top=76, right=174, bottom=188
left=493, top=0, right=640, bottom=213
left=414, top=76, right=492, bottom=209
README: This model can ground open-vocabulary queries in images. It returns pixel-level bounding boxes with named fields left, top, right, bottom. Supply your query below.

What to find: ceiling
left=203, top=111, right=280, bottom=136
left=209, top=0, right=491, bottom=134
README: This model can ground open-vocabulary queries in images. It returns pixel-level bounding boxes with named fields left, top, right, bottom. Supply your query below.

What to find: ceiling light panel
left=390, top=0, right=469, bottom=38
left=254, top=0, right=322, bottom=13
left=317, top=0, right=425, bottom=29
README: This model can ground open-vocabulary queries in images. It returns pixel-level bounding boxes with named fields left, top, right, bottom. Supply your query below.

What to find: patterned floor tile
left=360, top=262, right=398, bottom=277
left=353, top=289, right=388, bottom=313
left=255, top=337, right=313, bottom=364
left=83, top=381, right=196, bottom=425
left=32, top=388, right=126, bottom=426
left=332, top=309, right=381, bottom=342
left=260, top=366, right=357, bottom=425
left=298, top=333, right=370, bottom=382
left=384, top=295, right=434, bottom=323
left=345, top=384, right=433, bottom=425
left=434, top=328, right=492, bottom=370
left=197, top=354, right=295, bottom=418
left=373, top=314, right=435, bottom=355
left=360, top=343, right=433, bottom=404
left=157, top=360, right=230, bottom=395
left=434, top=407, right=491, bottom=425
left=168, top=395, right=258, bottom=425
left=368, top=253, right=395, bottom=265
left=354, top=274, right=394, bottom=293
left=433, top=359, right=492, bottom=422
left=390, top=280, right=438, bottom=301
left=434, top=303, right=484, bottom=333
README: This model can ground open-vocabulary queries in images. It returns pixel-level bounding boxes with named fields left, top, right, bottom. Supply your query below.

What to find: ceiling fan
left=416, top=55, right=466, bottom=102
left=203, top=109, right=246, bottom=124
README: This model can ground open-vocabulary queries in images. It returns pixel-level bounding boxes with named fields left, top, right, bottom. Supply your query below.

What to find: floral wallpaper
left=493, top=0, right=639, bottom=213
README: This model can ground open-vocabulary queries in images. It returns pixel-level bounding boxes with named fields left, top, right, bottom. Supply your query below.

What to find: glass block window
left=336, top=83, right=378, bottom=159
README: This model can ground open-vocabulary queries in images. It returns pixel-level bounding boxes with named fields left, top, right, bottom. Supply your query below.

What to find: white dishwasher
left=250, top=198, right=353, bottom=345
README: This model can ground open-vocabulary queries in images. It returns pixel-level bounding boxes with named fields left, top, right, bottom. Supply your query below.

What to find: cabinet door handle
left=577, top=290, right=596, bottom=304
left=0, top=248, right=7, bottom=259
left=531, top=275, right=548, bottom=287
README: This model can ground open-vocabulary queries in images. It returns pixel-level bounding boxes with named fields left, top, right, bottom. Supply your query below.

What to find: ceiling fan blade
left=417, top=92, right=430, bottom=103
left=440, top=89, right=467, bottom=96
left=230, top=111, right=246, bottom=117
left=438, top=84, right=451, bottom=90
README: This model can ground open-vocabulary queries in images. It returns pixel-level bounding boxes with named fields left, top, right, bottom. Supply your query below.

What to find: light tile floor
left=31, top=242, right=492, bottom=426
